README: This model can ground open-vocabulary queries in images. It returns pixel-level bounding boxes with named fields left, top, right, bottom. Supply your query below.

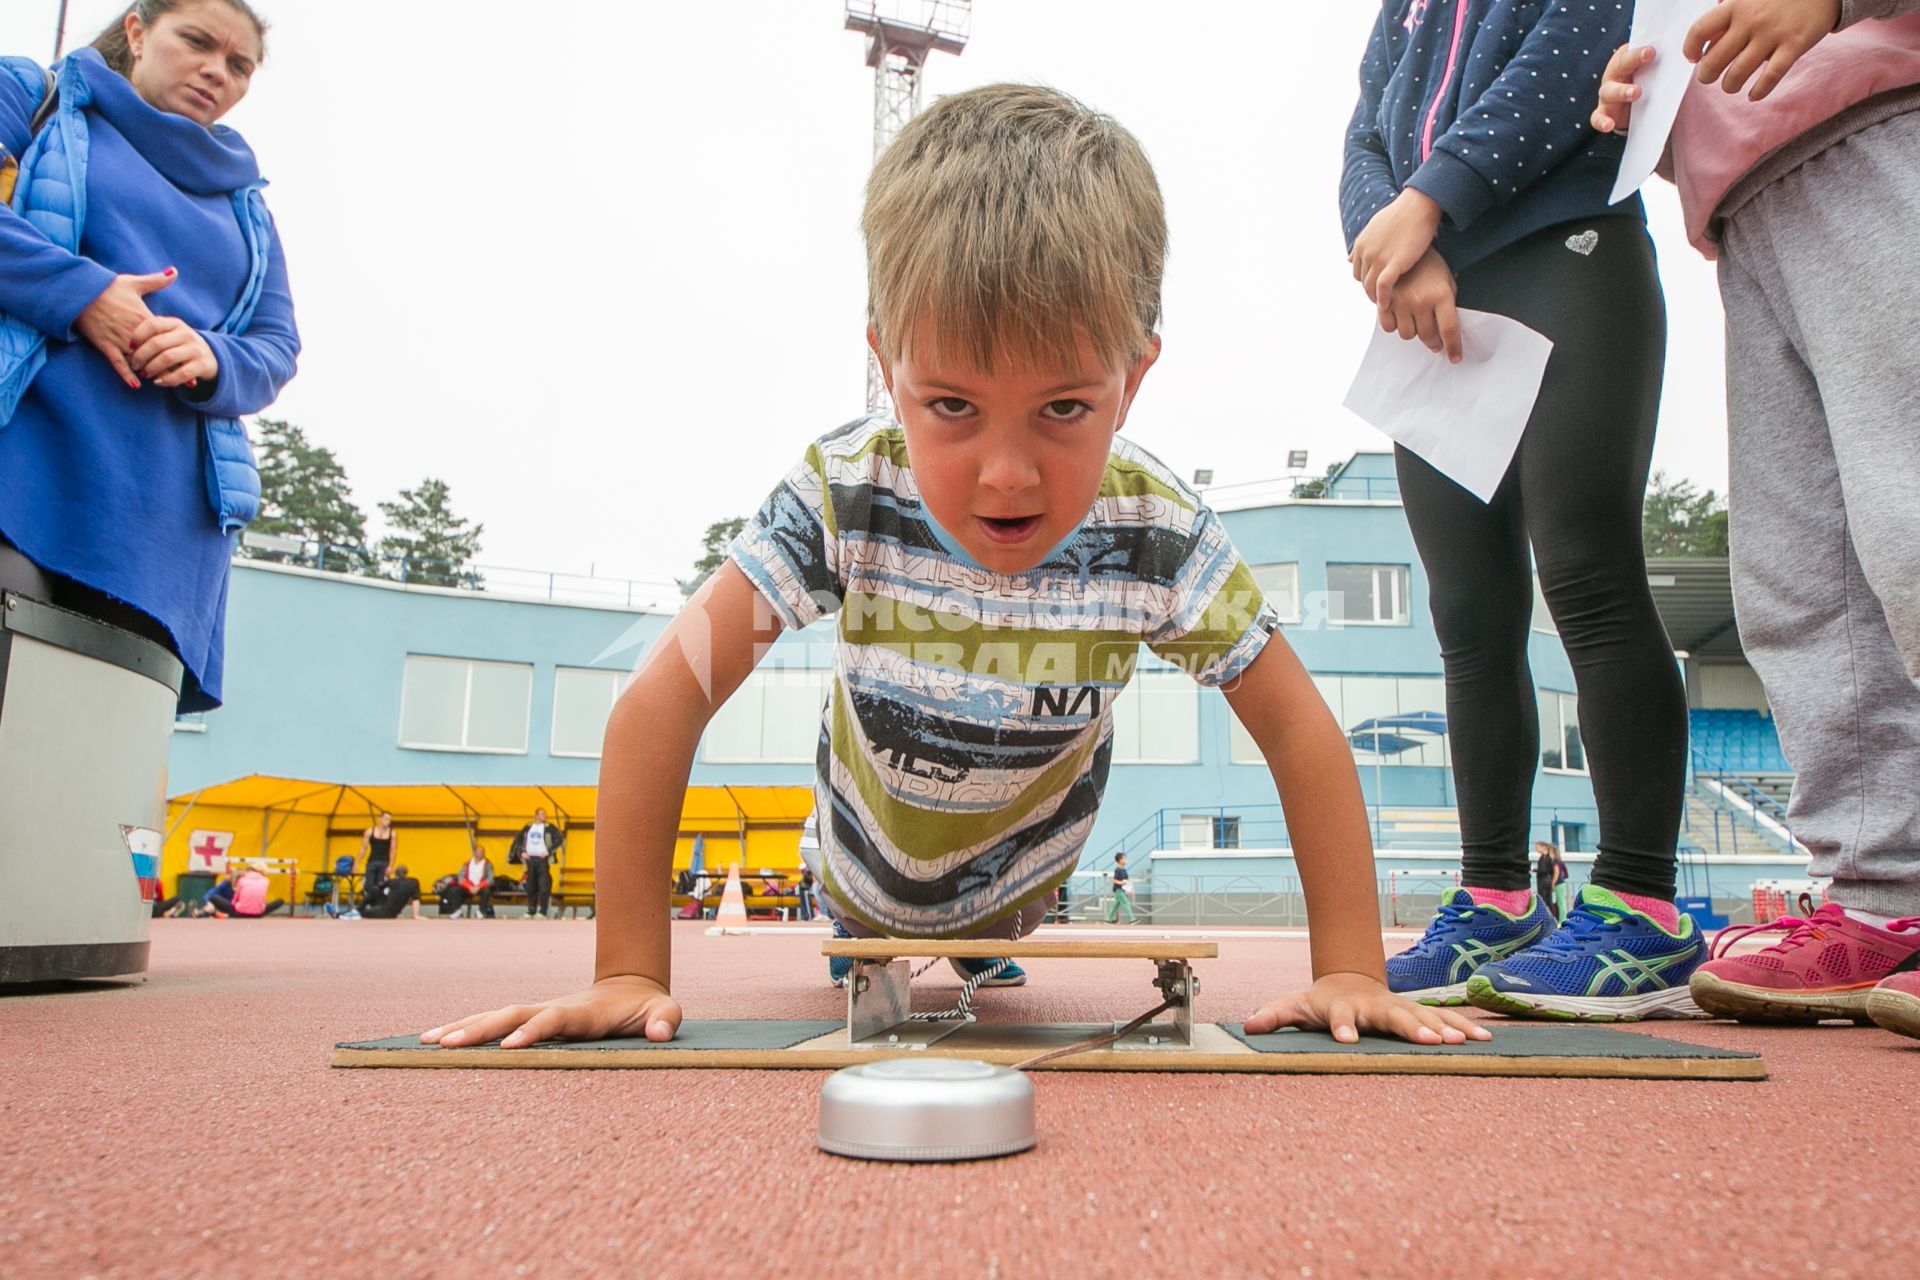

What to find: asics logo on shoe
left=1587, top=947, right=1693, bottom=997
left=1448, top=927, right=1544, bottom=982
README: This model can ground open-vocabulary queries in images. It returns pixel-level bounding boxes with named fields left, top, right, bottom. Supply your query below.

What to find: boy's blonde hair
left=862, top=83, right=1166, bottom=373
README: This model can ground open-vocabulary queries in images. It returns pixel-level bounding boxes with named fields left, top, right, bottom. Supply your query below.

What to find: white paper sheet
left=1609, top=0, right=1717, bottom=204
left=1341, top=309, right=1554, bottom=504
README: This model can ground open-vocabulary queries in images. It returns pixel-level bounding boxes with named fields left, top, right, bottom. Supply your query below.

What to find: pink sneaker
left=1690, top=905, right=1920, bottom=1023
left=1867, top=969, right=1920, bottom=1041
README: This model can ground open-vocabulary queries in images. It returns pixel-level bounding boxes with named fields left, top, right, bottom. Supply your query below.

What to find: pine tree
left=1643, top=470, right=1729, bottom=557
left=679, top=517, right=747, bottom=595
left=248, top=418, right=368, bottom=571
left=375, top=479, right=484, bottom=587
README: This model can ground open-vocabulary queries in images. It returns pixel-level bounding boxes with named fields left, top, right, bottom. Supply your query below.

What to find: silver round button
left=817, top=1058, right=1036, bottom=1162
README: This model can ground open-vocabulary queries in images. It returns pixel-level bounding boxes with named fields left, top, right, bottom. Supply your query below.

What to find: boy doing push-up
left=426, top=84, right=1488, bottom=1052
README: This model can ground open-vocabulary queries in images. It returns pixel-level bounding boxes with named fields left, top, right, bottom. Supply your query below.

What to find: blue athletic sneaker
left=947, top=956, right=1027, bottom=987
left=829, top=918, right=855, bottom=988
left=1387, top=887, right=1555, bottom=1005
left=1466, top=886, right=1710, bottom=1021
left=827, top=919, right=1028, bottom=989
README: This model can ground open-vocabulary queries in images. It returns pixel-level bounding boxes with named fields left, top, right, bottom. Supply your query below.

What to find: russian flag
left=122, top=827, right=164, bottom=903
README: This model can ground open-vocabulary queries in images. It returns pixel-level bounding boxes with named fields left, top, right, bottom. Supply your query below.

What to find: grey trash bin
left=0, top=592, right=182, bottom=983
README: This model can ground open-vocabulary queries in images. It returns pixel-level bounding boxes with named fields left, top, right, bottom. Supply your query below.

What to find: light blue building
left=170, top=451, right=1802, bottom=920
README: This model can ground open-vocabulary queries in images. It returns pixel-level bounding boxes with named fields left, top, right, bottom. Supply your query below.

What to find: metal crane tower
left=845, top=1, right=972, bottom=414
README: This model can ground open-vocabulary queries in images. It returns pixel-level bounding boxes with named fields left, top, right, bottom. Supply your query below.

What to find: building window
left=1538, top=689, right=1586, bottom=773
left=1250, top=563, right=1300, bottom=624
left=1531, top=573, right=1557, bottom=635
left=1231, top=675, right=1447, bottom=767
left=1176, top=813, right=1241, bottom=849
left=1327, top=563, right=1409, bottom=626
left=551, top=667, right=629, bottom=758
left=1110, top=671, right=1199, bottom=764
left=700, top=668, right=832, bottom=764
left=399, top=656, right=533, bottom=753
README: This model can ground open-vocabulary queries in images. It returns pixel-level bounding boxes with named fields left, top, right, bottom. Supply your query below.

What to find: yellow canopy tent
left=161, top=775, right=814, bottom=899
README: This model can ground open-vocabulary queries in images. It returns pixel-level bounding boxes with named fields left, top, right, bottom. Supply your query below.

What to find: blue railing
left=1686, top=748, right=1796, bottom=858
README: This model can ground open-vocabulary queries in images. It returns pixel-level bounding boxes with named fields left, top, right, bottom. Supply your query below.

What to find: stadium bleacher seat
left=1688, top=708, right=1789, bottom=773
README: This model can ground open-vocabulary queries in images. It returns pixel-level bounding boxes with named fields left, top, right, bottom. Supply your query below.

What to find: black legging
left=1396, top=216, right=1686, bottom=901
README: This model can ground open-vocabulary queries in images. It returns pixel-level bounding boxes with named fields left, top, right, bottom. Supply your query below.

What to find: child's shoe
left=948, top=956, right=1027, bottom=988
left=1386, top=887, right=1556, bottom=1005
left=1866, top=966, right=1920, bottom=1040
left=1691, top=906, right=1920, bottom=1024
left=1466, top=886, right=1709, bottom=1021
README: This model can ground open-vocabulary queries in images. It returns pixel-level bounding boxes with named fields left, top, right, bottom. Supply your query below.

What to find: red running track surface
left=2, top=918, right=1912, bottom=1278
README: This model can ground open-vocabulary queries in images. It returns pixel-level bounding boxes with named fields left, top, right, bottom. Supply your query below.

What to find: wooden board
left=820, top=939, right=1219, bottom=960
left=332, top=1022, right=1766, bottom=1080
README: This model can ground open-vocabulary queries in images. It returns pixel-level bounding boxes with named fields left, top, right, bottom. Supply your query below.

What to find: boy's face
left=875, top=323, right=1160, bottom=575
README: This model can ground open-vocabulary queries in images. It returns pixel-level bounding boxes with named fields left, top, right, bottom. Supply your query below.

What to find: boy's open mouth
left=976, top=514, right=1042, bottom=544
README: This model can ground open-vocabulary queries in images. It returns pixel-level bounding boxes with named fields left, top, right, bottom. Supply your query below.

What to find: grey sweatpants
left=1718, top=109, right=1920, bottom=917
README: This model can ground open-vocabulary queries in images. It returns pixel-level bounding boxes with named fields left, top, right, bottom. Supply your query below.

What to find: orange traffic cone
left=708, top=863, right=750, bottom=934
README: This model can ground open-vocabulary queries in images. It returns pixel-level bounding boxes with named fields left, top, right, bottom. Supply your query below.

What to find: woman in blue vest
left=0, top=0, right=297, bottom=711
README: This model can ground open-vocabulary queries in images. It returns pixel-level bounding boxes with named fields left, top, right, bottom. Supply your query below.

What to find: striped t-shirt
left=729, top=415, right=1278, bottom=936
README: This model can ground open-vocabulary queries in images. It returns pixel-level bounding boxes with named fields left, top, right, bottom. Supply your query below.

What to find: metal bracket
left=847, top=958, right=966, bottom=1050
left=1109, top=959, right=1196, bottom=1050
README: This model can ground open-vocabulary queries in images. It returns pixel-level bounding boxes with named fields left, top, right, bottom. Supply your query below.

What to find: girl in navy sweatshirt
left=1341, top=2, right=1708, bottom=1022
left=0, top=0, right=296, bottom=712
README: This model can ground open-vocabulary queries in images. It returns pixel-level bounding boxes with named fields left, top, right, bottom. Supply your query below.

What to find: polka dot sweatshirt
left=1341, top=0, right=1642, bottom=271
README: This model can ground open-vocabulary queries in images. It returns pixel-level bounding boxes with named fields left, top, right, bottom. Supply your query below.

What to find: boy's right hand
left=421, top=975, right=682, bottom=1049
left=1592, top=44, right=1655, bottom=134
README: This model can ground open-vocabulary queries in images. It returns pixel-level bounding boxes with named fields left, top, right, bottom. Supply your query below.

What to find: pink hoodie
left=1669, top=3, right=1920, bottom=257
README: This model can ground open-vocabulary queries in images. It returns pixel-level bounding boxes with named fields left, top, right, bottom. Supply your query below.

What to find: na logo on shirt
left=1402, top=0, right=1431, bottom=33
left=1030, top=685, right=1104, bottom=718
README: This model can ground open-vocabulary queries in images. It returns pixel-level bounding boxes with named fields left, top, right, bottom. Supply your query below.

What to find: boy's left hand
left=1351, top=189, right=1443, bottom=313
left=1244, top=972, right=1491, bottom=1046
left=1686, top=0, right=1843, bottom=102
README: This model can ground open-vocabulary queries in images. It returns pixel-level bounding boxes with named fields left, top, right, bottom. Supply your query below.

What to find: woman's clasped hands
left=72, top=266, right=220, bottom=391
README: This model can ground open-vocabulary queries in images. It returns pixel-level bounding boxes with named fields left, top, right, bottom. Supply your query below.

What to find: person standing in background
left=510, top=807, right=564, bottom=919
left=1534, top=842, right=1570, bottom=922
left=1106, top=853, right=1137, bottom=925
left=358, top=812, right=395, bottom=907
left=795, top=867, right=816, bottom=922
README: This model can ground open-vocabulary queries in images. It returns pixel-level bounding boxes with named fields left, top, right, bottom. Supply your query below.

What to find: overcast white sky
left=5, top=0, right=1731, bottom=593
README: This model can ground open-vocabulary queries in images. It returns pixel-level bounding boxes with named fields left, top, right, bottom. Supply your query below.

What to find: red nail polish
left=164, top=266, right=176, bottom=277
left=188, top=378, right=199, bottom=388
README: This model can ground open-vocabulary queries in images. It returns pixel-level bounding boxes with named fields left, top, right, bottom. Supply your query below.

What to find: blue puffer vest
left=0, top=53, right=268, bottom=533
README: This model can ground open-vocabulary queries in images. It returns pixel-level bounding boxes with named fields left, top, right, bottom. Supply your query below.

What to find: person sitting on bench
left=442, top=844, right=495, bottom=918
left=363, top=865, right=422, bottom=920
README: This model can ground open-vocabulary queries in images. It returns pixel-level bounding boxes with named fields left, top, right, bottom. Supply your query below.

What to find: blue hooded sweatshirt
left=0, top=49, right=299, bottom=711
left=1341, top=1, right=1642, bottom=271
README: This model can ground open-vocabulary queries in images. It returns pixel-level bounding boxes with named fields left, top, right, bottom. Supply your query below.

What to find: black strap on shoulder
left=27, top=67, right=56, bottom=136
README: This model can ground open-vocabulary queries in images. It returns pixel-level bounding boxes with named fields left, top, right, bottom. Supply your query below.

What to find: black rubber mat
left=1221, top=1023, right=1760, bottom=1059
left=339, top=1021, right=844, bottom=1054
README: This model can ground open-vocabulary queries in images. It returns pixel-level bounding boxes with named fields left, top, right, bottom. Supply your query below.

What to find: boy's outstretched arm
left=1222, top=640, right=1489, bottom=1046
left=423, top=562, right=785, bottom=1049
